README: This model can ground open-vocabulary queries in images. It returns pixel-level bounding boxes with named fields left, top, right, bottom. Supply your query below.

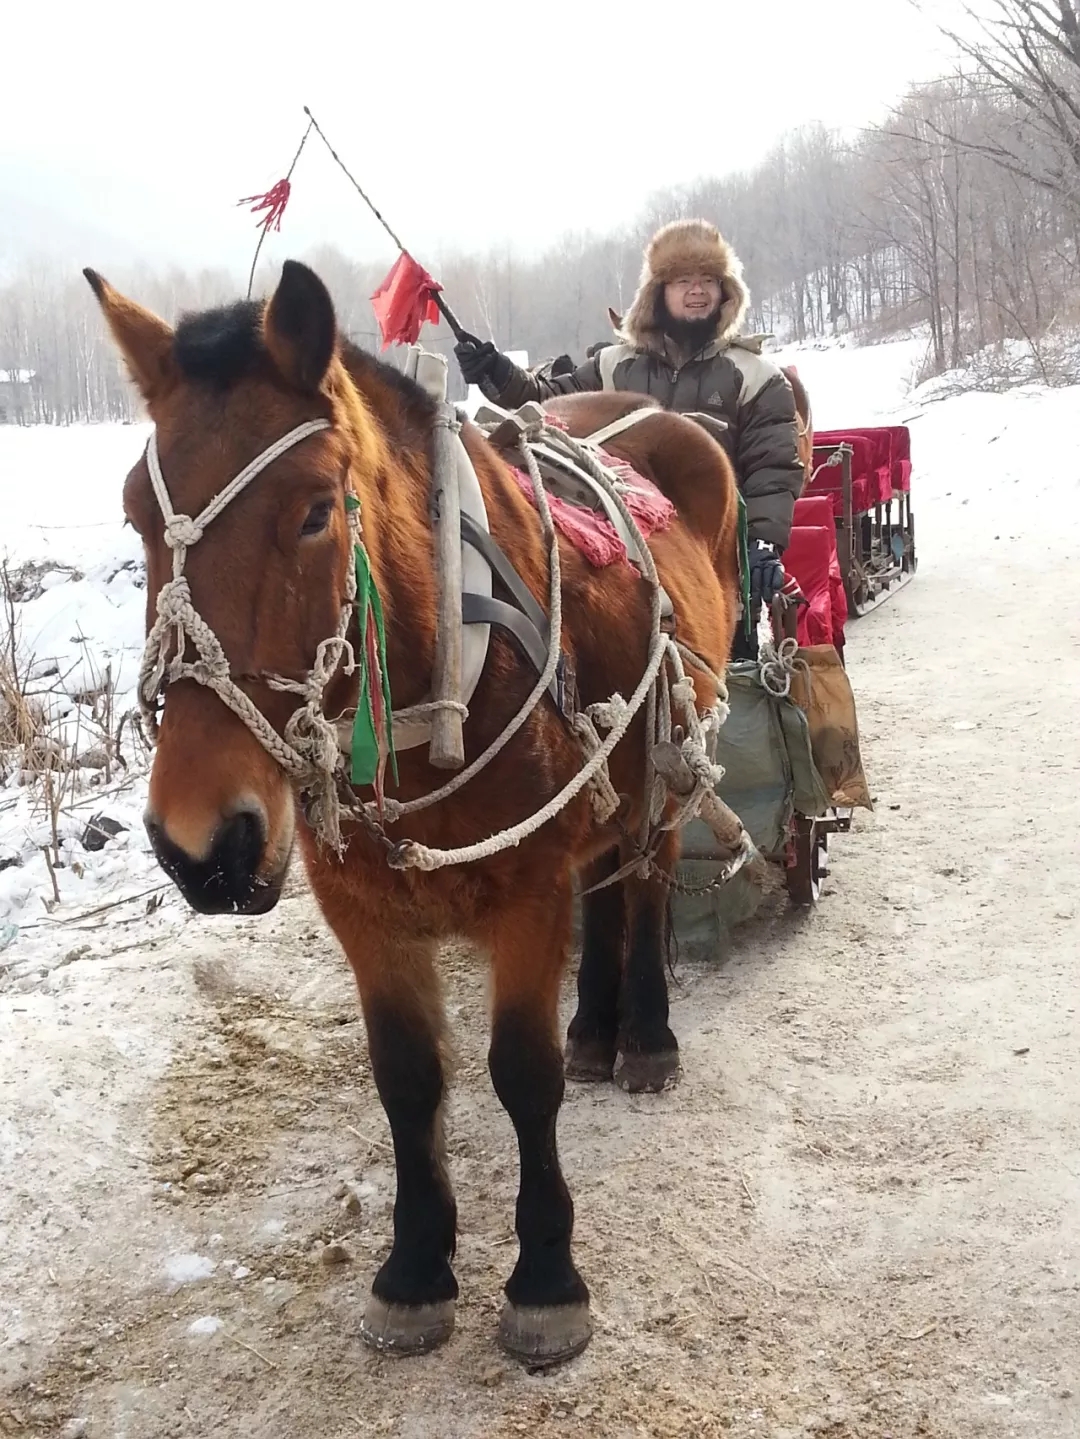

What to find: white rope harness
left=140, top=418, right=360, bottom=851
left=757, top=636, right=811, bottom=699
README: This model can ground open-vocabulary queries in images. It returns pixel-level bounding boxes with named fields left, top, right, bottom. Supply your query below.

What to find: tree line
left=3, top=0, right=1079, bottom=422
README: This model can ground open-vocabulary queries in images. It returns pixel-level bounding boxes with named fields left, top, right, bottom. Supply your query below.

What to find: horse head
left=86, top=261, right=375, bottom=914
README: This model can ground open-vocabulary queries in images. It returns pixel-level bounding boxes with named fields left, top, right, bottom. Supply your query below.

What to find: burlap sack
left=788, top=645, right=873, bottom=810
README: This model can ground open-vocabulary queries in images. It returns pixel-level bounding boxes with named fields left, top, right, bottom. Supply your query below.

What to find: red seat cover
left=813, top=428, right=895, bottom=508
left=783, top=525, right=835, bottom=648
left=792, top=497, right=848, bottom=647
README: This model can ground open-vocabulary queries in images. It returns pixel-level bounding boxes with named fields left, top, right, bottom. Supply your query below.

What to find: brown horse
left=86, top=260, right=738, bottom=1367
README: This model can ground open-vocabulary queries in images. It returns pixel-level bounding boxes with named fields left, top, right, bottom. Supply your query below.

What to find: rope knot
left=671, top=675, right=697, bottom=713
left=164, top=514, right=204, bottom=549
left=155, top=575, right=193, bottom=623
left=585, top=693, right=631, bottom=732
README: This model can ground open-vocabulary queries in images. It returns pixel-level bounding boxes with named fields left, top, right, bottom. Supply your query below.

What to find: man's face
left=664, top=273, right=723, bottom=323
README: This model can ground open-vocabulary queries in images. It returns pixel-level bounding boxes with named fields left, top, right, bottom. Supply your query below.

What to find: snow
left=770, top=334, right=928, bottom=427
left=165, top=1253, right=216, bottom=1286
left=1, top=339, right=1079, bottom=978
left=0, top=421, right=184, bottom=977
left=188, top=1314, right=224, bottom=1336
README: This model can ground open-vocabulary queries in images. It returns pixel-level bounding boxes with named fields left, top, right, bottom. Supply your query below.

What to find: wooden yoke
left=405, top=347, right=466, bottom=770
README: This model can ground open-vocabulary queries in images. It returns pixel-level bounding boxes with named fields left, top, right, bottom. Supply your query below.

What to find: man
left=455, top=219, right=805, bottom=656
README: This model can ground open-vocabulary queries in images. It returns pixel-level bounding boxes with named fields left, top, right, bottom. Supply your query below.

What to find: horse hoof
left=564, top=1037, right=616, bottom=1083
left=497, top=1301, right=593, bottom=1369
left=613, top=1048, right=681, bottom=1093
left=360, top=1296, right=455, bottom=1356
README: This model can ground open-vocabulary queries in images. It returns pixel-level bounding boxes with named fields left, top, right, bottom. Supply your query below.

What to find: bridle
left=139, top=417, right=362, bottom=851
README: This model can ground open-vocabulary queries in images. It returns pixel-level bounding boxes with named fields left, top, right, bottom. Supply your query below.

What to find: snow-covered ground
left=0, top=422, right=169, bottom=965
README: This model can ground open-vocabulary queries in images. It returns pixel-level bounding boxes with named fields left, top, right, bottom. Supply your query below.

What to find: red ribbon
left=238, top=178, right=292, bottom=233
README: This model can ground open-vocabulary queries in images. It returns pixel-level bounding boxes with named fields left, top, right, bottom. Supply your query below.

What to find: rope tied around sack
left=758, top=636, right=811, bottom=701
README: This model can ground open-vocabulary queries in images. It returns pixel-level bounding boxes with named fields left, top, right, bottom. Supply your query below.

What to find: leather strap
left=460, top=593, right=561, bottom=708
left=460, top=512, right=550, bottom=637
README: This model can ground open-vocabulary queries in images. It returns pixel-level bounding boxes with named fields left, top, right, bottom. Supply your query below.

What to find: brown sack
left=788, top=645, right=873, bottom=810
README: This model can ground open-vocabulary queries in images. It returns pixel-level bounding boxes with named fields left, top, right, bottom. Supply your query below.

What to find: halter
left=139, top=418, right=360, bottom=851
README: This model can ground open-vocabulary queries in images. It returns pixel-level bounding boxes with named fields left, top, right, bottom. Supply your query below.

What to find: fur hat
left=620, top=219, right=749, bottom=351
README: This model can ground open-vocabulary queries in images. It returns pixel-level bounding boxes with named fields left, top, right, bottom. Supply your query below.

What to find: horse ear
left=263, top=260, right=337, bottom=393
left=607, top=306, right=623, bottom=331
left=84, top=269, right=175, bottom=402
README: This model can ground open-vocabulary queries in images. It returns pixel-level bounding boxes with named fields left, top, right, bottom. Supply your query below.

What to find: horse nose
left=145, top=806, right=280, bottom=915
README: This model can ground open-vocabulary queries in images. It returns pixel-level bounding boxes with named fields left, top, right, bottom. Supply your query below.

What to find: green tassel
left=736, top=492, right=752, bottom=640
left=346, top=500, right=397, bottom=789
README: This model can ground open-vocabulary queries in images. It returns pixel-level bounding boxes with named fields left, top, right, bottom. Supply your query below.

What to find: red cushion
left=815, top=427, right=911, bottom=503
left=791, top=497, right=847, bottom=647
left=879, top=424, right=912, bottom=490
left=793, top=496, right=838, bottom=549
left=811, top=429, right=895, bottom=509
left=784, top=525, right=835, bottom=647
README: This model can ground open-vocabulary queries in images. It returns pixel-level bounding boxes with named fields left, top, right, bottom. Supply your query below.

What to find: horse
left=85, top=259, right=739, bottom=1368
left=781, top=364, right=814, bottom=492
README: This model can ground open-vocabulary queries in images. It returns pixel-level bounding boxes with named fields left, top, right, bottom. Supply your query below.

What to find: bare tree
left=925, top=1, right=1080, bottom=212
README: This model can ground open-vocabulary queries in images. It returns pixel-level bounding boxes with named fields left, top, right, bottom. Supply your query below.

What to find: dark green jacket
left=479, top=336, right=804, bottom=549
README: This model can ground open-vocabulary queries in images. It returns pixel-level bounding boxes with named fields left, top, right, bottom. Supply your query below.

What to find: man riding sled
left=454, top=219, right=805, bottom=658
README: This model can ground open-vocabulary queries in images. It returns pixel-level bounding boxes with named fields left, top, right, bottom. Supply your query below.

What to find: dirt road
left=3, top=424, right=1079, bottom=1437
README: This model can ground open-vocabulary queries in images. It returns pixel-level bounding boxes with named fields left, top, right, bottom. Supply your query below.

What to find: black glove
left=748, top=539, right=785, bottom=608
left=454, top=337, right=514, bottom=391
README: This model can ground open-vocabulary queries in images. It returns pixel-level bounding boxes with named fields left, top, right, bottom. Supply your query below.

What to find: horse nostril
left=145, top=806, right=273, bottom=914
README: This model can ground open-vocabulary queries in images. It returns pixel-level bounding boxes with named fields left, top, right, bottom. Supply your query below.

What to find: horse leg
left=565, top=848, right=624, bottom=1082
left=613, top=832, right=681, bottom=1094
left=320, top=900, right=457, bottom=1355
left=483, top=882, right=592, bottom=1367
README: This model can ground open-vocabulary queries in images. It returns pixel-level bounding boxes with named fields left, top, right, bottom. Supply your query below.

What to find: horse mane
left=173, top=301, right=266, bottom=387
left=338, top=340, right=439, bottom=439
left=171, top=300, right=439, bottom=443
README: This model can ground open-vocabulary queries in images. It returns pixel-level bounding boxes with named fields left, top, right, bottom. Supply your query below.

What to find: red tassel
left=238, top=178, right=292, bottom=233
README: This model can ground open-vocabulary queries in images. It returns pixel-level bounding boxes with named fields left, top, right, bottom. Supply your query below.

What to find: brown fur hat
left=620, top=219, right=749, bottom=351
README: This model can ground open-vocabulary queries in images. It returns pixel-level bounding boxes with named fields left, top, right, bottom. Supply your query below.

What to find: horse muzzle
left=145, top=805, right=286, bottom=915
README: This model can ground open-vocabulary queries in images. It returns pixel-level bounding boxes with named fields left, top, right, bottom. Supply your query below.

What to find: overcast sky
left=3, top=0, right=962, bottom=279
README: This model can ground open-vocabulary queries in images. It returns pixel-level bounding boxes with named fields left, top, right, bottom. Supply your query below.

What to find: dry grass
left=1, top=560, right=146, bottom=889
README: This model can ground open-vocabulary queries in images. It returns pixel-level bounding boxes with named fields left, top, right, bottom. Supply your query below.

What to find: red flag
left=370, top=252, right=442, bottom=349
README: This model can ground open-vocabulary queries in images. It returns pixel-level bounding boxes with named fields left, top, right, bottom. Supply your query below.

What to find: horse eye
left=301, top=499, right=334, bottom=537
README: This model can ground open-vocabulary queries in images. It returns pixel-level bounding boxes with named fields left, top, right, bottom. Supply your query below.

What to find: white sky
left=2, top=0, right=962, bottom=276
